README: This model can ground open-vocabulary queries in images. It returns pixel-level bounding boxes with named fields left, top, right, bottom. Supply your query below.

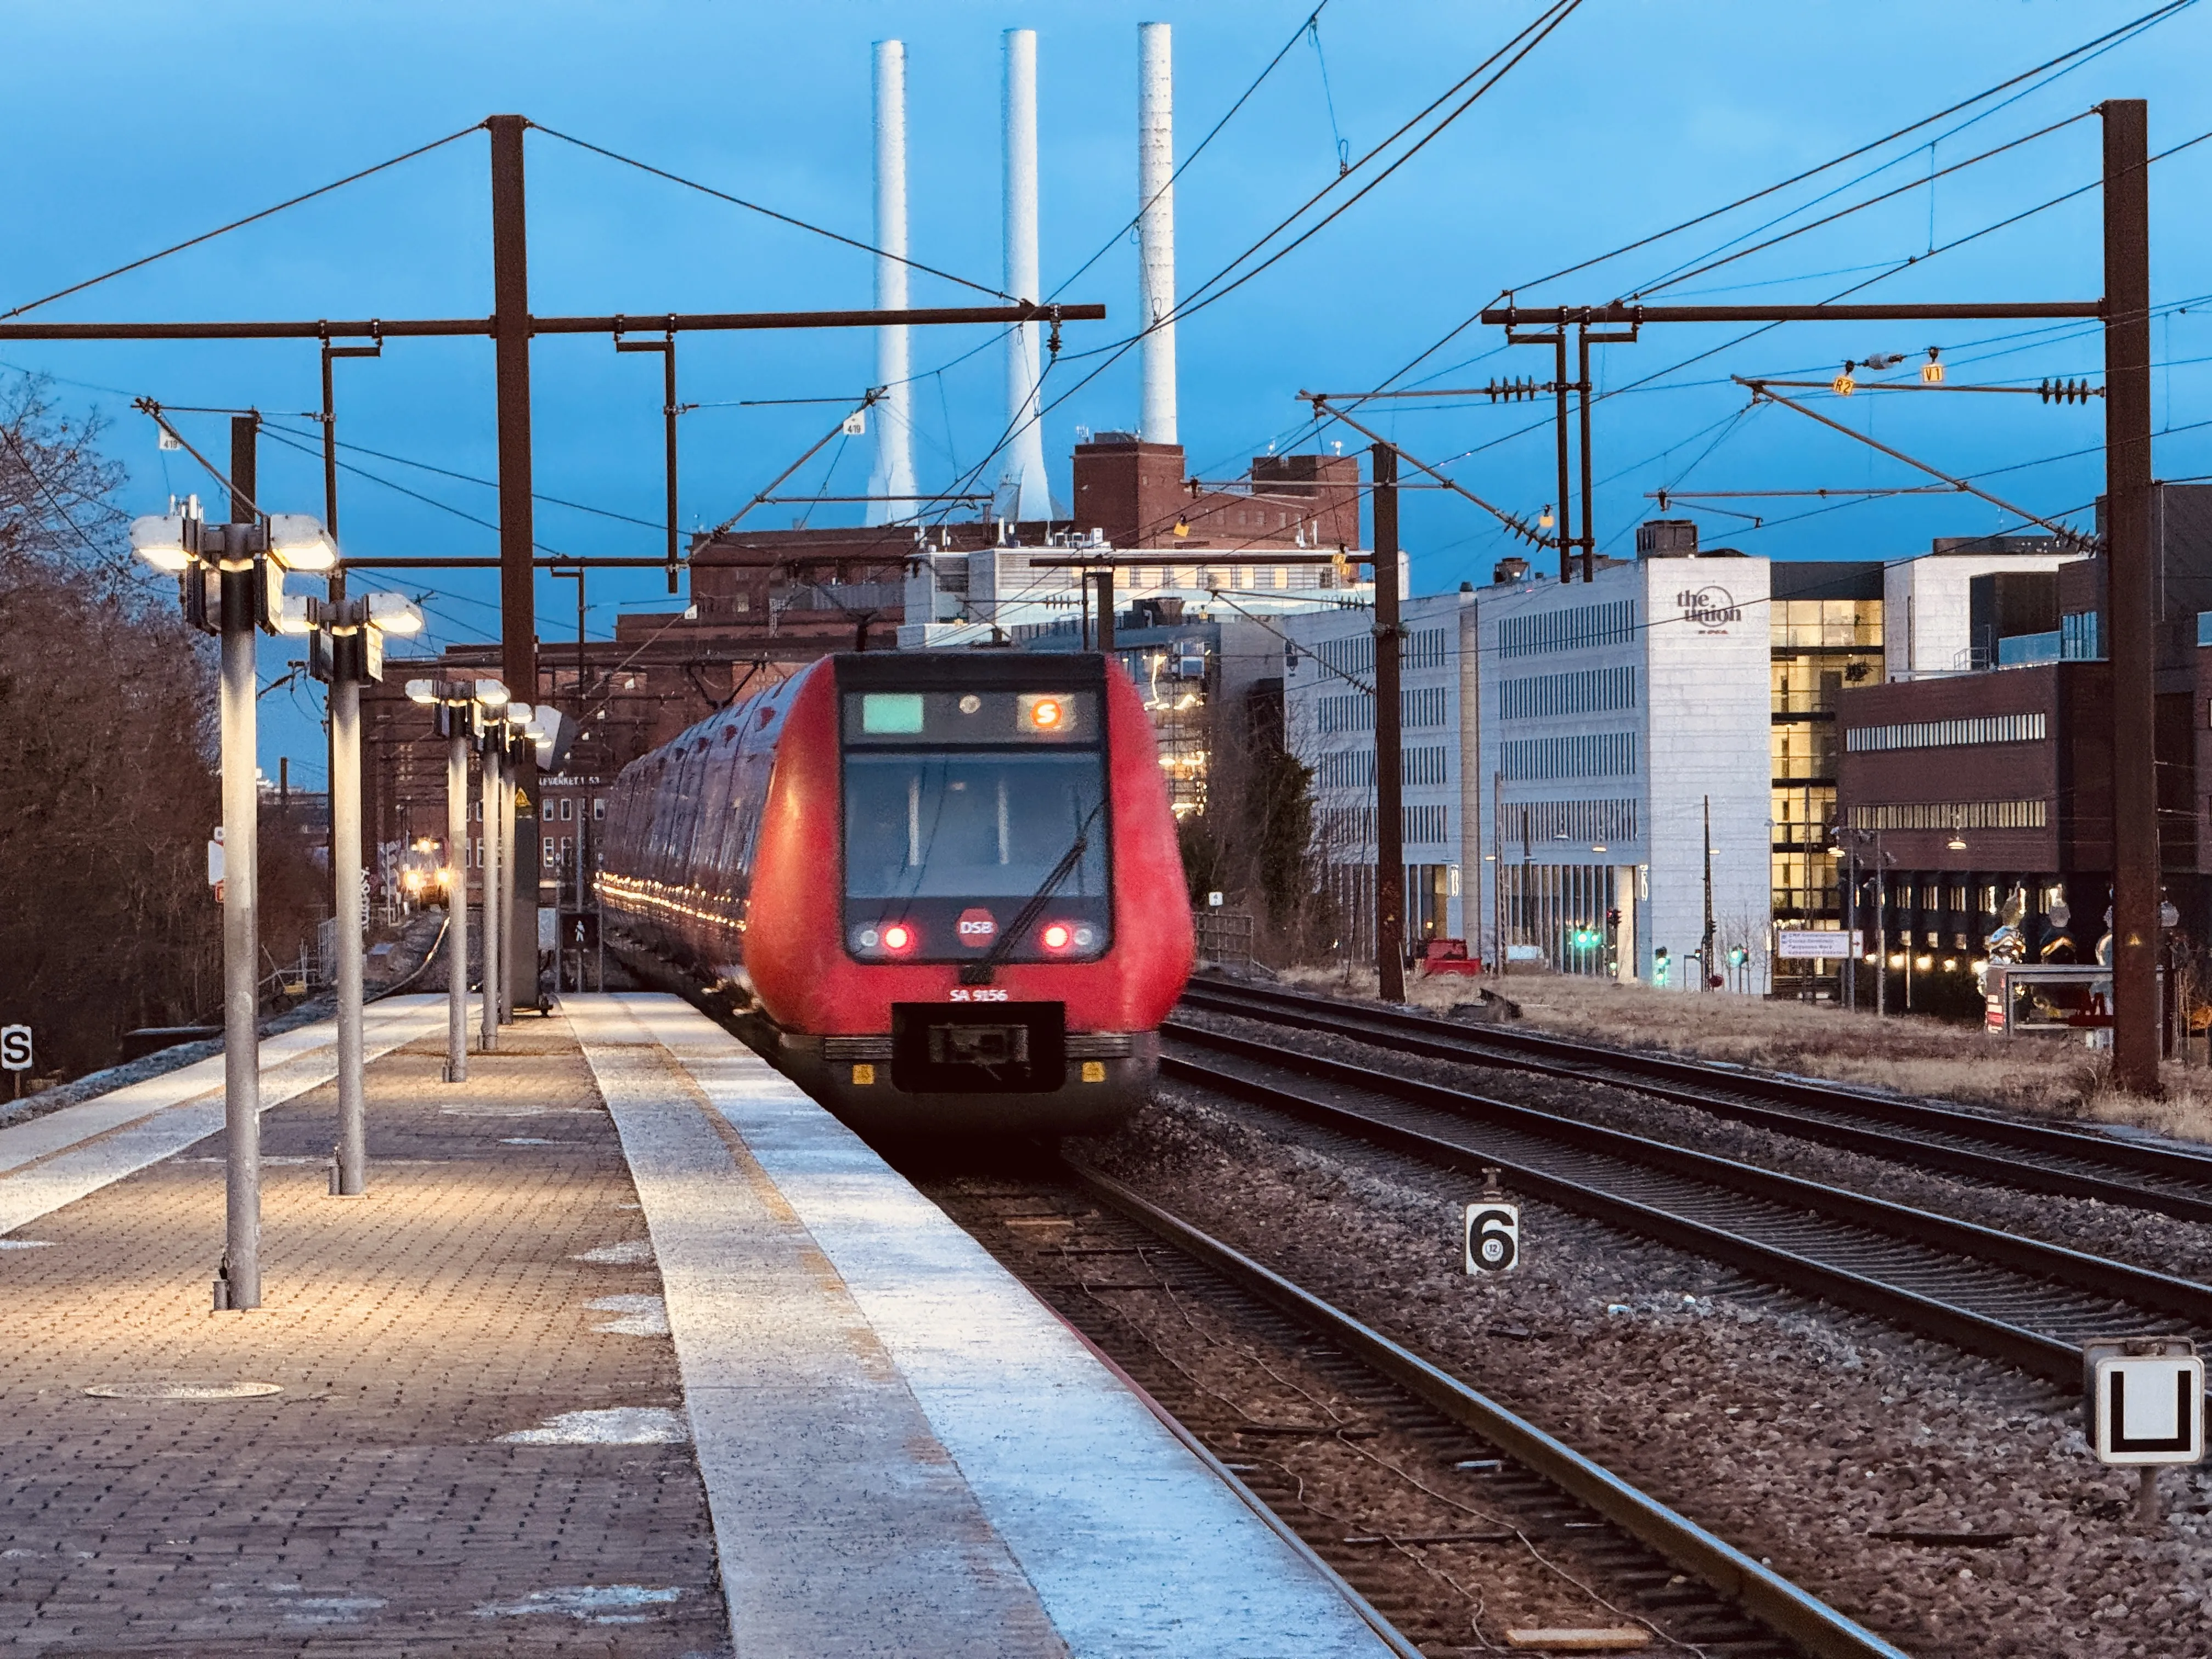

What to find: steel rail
left=1179, top=978, right=2212, bottom=1225
left=1068, top=1163, right=1916, bottom=1659
left=1161, top=1025, right=2212, bottom=1386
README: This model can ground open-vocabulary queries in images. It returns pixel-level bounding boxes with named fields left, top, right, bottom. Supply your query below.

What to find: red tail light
left=882, top=922, right=916, bottom=953
left=1040, top=922, right=1073, bottom=951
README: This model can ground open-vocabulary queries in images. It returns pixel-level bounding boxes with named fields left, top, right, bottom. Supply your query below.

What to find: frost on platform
left=497, top=1406, right=687, bottom=1444
left=573, top=1239, right=654, bottom=1265
left=473, top=1584, right=682, bottom=1623
left=442, top=1104, right=595, bottom=1118
left=589, top=1294, right=670, bottom=1335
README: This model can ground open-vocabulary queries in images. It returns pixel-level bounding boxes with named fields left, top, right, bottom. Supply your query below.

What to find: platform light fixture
left=129, top=462, right=343, bottom=1316
left=299, top=587, right=424, bottom=1199
left=404, top=676, right=512, bottom=1085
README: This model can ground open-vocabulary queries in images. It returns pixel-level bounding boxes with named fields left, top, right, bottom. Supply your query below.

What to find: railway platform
left=0, top=990, right=1396, bottom=1657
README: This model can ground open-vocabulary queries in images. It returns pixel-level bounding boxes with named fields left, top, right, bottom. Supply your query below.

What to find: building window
left=1405, top=805, right=1449, bottom=845
left=1771, top=724, right=1839, bottom=781
left=2062, top=611, right=2102, bottom=659
left=1848, top=799, right=2050, bottom=831
left=1499, top=665, right=1637, bottom=721
left=559, top=797, right=573, bottom=821
left=594, top=797, right=606, bottom=820
left=1314, top=634, right=1375, bottom=678
left=1772, top=653, right=1880, bottom=716
left=543, top=836, right=557, bottom=868
left=1500, top=732, right=1638, bottom=782
left=1844, top=713, right=2047, bottom=753
left=1496, top=599, right=1635, bottom=659
left=1318, top=694, right=1371, bottom=734
left=1771, top=597, right=1881, bottom=649
left=1403, top=685, right=1450, bottom=729
left=1404, top=628, right=1449, bottom=670
left=1497, top=798, right=1639, bottom=848
left=1314, top=748, right=1448, bottom=789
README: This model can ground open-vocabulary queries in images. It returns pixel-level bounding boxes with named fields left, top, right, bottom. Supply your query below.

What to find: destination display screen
left=843, top=690, right=1099, bottom=747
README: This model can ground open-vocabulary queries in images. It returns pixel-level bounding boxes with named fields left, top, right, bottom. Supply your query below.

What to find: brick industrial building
left=1835, top=486, right=2212, bottom=991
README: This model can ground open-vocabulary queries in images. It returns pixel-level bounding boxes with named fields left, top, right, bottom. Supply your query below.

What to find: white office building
left=1283, top=589, right=1481, bottom=954
left=1883, top=535, right=2074, bottom=677
left=1287, top=551, right=1772, bottom=989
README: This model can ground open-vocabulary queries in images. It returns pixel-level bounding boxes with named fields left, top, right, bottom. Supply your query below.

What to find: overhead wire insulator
left=1484, top=376, right=1541, bottom=404
left=2039, top=377, right=2098, bottom=405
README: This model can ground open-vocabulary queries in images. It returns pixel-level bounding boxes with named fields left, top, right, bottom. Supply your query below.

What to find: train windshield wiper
left=961, top=801, right=1103, bottom=987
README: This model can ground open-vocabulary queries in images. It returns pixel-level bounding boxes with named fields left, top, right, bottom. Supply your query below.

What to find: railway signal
left=2084, top=1336, right=2203, bottom=1527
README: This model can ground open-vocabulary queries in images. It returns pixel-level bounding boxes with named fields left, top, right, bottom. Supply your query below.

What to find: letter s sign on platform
left=0, top=1026, right=31, bottom=1073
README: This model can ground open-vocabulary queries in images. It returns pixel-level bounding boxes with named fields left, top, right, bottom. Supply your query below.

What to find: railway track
left=1159, top=1023, right=2212, bottom=1388
left=922, top=1159, right=1911, bottom=1659
left=1180, top=977, right=2212, bottom=1227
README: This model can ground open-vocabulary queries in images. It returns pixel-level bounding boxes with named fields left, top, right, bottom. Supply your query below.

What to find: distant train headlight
left=1040, top=922, right=1073, bottom=951
left=1073, top=926, right=1097, bottom=949
left=857, top=928, right=881, bottom=949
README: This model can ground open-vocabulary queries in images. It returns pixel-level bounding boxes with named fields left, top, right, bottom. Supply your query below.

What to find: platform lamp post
left=404, top=677, right=509, bottom=1080
left=490, top=701, right=570, bottom=1018
left=130, top=498, right=338, bottom=1313
left=493, top=704, right=534, bottom=1028
left=283, top=591, right=422, bottom=1197
left=478, top=703, right=509, bottom=1047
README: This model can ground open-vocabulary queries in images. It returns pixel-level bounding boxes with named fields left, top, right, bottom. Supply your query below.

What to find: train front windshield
left=842, top=688, right=1111, bottom=963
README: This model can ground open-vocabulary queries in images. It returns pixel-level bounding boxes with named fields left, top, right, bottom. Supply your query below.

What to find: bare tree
left=0, top=375, right=225, bottom=1077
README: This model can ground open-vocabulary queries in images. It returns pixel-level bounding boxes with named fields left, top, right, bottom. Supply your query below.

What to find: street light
left=129, top=491, right=340, bottom=1313
left=284, top=591, right=422, bottom=1198
left=407, top=676, right=510, bottom=1076
left=494, top=703, right=539, bottom=1028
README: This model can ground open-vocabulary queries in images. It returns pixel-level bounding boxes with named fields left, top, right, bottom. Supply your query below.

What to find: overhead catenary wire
left=531, top=123, right=1014, bottom=303
left=1373, top=0, right=2199, bottom=396
left=0, top=123, right=486, bottom=322
left=1628, top=110, right=2098, bottom=301
left=902, top=0, right=1586, bottom=528
left=1047, top=3, right=1335, bottom=303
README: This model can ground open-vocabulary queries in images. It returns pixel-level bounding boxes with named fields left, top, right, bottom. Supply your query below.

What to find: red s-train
left=597, top=651, right=1194, bottom=1134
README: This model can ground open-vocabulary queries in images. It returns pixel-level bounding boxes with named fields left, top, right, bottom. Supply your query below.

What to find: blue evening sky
left=5, top=1, right=2208, bottom=780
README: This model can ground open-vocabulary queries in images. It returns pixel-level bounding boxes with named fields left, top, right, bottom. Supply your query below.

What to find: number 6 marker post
left=1465, top=1167, right=1521, bottom=1275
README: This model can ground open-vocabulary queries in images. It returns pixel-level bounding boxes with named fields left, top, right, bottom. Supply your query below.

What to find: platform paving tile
left=0, top=1019, right=730, bottom=1657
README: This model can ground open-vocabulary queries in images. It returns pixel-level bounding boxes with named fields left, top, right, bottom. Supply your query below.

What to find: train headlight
left=881, top=923, right=916, bottom=953
left=1040, top=922, right=1073, bottom=951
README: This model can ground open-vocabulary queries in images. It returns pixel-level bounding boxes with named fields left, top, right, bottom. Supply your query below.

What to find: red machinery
left=599, top=652, right=1194, bottom=1135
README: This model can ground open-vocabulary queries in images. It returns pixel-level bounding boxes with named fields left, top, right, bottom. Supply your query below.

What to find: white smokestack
left=867, top=39, right=916, bottom=524
left=1000, top=28, right=1054, bottom=523
left=1138, top=20, right=1177, bottom=447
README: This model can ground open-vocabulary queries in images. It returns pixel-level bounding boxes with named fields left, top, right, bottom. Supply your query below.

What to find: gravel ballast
left=1086, top=1080, right=2212, bottom=1657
